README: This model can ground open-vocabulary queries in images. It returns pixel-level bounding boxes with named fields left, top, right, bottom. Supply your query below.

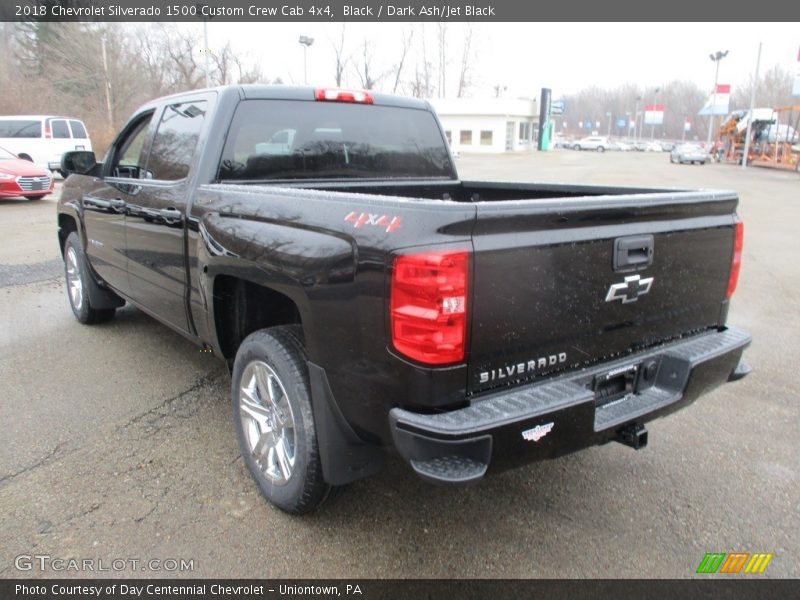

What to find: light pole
left=650, top=87, right=660, bottom=141
left=100, top=34, right=113, bottom=131
left=706, top=50, right=729, bottom=147
left=606, top=112, right=612, bottom=138
left=633, top=96, right=641, bottom=142
left=299, top=35, right=314, bottom=85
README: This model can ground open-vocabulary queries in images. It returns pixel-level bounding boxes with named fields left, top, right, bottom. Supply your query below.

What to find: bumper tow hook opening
left=616, top=423, right=648, bottom=450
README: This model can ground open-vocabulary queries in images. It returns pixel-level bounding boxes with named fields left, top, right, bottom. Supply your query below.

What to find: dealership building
left=428, top=97, right=539, bottom=154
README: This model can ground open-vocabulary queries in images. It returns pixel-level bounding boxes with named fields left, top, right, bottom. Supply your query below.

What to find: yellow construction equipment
left=719, top=106, right=800, bottom=170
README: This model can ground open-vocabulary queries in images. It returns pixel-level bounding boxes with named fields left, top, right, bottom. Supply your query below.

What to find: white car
left=572, top=136, right=610, bottom=152
left=0, top=115, right=92, bottom=174
left=670, top=143, right=709, bottom=164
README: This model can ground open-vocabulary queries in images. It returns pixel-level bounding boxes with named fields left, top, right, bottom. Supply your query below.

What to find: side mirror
left=61, top=151, right=99, bottom=176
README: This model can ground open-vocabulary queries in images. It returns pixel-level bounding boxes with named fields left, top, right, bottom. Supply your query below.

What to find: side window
left=110, top=112, right=154, bottom=179
left=0, top=120, right=41, bottom=138
left=51, top=120, right=70, bottom=139
left=147, top=100, right=207, bottom=181
left=69, top=120, right=88, bottom=139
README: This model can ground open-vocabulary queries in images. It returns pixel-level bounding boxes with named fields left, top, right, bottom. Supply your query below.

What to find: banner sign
left=644, top=104, right=665, bottom=125
left=698, top=84, right=731, bottom=116
left=684, top=118, right=692, bottom=132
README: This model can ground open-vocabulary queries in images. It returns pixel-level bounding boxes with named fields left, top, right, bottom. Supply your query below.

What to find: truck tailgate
left=468, top=192, right=739, bottom=394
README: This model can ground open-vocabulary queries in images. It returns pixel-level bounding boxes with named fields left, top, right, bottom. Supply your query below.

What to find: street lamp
left=606, top=112, right=612, bottom=138
left=298, top=35, right=314, bottom=85
left=633, top=96, right=642, bottom=141
left=706, top=50, right=729, bottom=147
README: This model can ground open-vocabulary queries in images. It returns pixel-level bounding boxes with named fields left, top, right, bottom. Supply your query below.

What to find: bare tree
left=331, top=25, right=348, bottom=87
left=233, top=54, right=264, bottom=84
left=437, top=23, right=447, bottom=98
left=390, top=28, right=414, bottom=94
left=409, top=24, right=434, bottom=98
left=211, top=42, right=235, bottom=85
left=733, top=65, right=795, bottom=110
left=355, top=40, right=382, bottom=90
left=456, top=26, right=473, bottom=98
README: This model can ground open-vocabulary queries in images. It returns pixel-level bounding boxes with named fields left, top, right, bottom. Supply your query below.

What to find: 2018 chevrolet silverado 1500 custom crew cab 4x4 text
left=57, top=86, right=751, bottom=513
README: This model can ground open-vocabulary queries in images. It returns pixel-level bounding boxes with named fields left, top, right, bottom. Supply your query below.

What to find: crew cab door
left=125, top=97, right=209, bottom=334
left=83, top=110, right=156, bottom=298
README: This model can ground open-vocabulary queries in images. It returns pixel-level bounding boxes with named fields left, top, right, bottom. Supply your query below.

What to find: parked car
left=58, top=85, right=750, bottom=514
left=0, top=115, right=92, bottom=175
left=572, top=136, right=610, bottom=152
left=644, top=141, right=663, bottom=152
left=0, top=146, right=54, bottom=200
left=670, top=143, right=709, bottom=165
left=611, top=141, right=633, bottom=152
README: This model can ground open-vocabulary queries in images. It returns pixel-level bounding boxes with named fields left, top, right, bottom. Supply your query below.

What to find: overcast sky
left=199, top=22, right=799, bottom=99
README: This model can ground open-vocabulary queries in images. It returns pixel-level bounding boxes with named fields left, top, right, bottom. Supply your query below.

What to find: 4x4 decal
left=344, top=211, right=401, bottom=233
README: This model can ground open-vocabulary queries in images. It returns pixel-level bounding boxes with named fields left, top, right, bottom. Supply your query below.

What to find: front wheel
left=63, top=232, right=116, bottom=324
left=232, top=326, right=333, bottom=514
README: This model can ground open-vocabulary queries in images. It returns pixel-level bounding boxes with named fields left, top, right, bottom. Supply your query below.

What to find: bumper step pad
left=390, top=327, right=751, bottom=484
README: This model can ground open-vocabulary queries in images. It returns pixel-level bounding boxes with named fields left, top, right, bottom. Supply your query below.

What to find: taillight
left=726, top=220, right=743, bottom=298
left=44, top=123, right=52, bottom=138
left=390, top=250, right=469, bottom=365
left=315, top=88, right=373, bottom=104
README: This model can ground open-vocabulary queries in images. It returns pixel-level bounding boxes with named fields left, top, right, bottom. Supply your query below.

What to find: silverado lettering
left=479, top=352, right=568, bottom=384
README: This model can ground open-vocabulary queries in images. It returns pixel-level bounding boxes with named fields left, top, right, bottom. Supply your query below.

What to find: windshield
left=218, top=100, right=455, bottom=182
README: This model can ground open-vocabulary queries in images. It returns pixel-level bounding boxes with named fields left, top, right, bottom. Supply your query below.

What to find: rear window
left=0, top=120, right=42, bottom=138
left=69, top=120, right=88, bottom=139
left=51, top=120, right=70, bottom=138
left=218, top=100, right=454, bottom=181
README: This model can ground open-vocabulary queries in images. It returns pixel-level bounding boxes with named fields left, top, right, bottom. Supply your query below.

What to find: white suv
left=0, top=115, right=92, bottom=174
left=572, top=136, right=610, bottom=152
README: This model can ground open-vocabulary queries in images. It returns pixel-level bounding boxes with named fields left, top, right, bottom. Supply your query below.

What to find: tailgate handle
left=614, top=235, right=654, bottom=271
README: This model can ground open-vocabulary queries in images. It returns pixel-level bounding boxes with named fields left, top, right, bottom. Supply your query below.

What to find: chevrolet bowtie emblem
left=605, top=274, right=654, bottom=304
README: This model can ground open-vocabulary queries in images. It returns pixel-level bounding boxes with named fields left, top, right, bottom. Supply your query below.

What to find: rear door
left=68, top=120, right=92, bottom=151
left=82, top=110, right=156, bottom=297
left=125, top=96, right=209, bottom=333
left=48, top=118, right=74, bottom=166
left=467, top=193, right=738, bottom=394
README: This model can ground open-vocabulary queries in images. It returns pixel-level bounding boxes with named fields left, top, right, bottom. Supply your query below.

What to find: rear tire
left=231, top=325, right=334, bottom=514
left=63, top=232, right=116, bottom=324
left=573, top=144, right=581, bottom=151
left=597, top=146, right=605, bottom=153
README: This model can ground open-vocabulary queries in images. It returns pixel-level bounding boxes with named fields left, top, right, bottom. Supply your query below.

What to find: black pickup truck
left=57, top=85, right=750, bottom=513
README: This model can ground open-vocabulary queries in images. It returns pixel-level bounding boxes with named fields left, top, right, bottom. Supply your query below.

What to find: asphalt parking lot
left=0, top=151, right=797, bottom=579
